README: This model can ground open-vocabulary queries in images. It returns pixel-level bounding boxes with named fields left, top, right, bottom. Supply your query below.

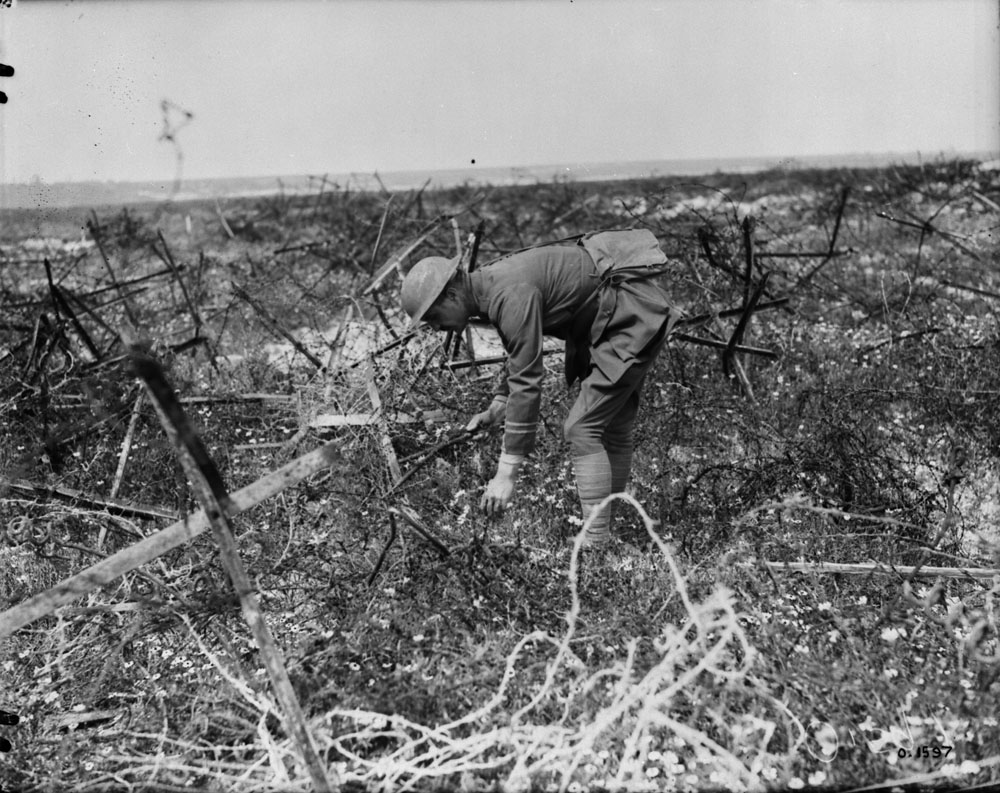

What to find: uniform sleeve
left=488, top=284, right=545, bottom=456
left=495, top=370, right=510, bottom=398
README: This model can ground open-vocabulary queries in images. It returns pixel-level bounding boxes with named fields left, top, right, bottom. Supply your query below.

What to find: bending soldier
left=400, top=229, right=677, bottom=546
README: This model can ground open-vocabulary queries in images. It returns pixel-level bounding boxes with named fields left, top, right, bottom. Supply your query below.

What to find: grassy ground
left=1, top=158, right=999, bottom=792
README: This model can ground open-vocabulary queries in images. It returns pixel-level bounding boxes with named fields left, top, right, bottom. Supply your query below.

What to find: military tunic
left=469, top=229, right=676, bottom=457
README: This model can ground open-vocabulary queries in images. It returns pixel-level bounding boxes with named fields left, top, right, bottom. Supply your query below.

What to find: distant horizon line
left=12, top=148, right=997, bottom=188
left=2, top=149, right=997, bottom=211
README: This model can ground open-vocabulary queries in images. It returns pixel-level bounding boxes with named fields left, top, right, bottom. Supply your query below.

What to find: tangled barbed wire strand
left=89, top=496, right=797, bottom=792
left=320, top=493, right=781, bottom=793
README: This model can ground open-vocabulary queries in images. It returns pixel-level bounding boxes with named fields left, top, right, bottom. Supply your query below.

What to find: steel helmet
left=400, top=255, right=461, bottom=327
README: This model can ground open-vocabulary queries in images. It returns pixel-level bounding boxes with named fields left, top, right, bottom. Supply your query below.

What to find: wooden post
left=0, top=440, right=341, bottom=638
left=761, top=560, right=1000, bottom=580
left=369, top=195, right=395, bottom=275
left=231, top=283, right=326, bottom=371
left=364, top=359, right=402, bottom=483
left=362, top=359, right=450, bottom=583
left=125, top=349, right=335, bottom=792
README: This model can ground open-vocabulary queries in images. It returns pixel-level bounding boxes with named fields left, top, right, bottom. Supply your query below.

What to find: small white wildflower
left=646, top=766, right=661, bottom=778
left=808, top=770, right=827, bottom=785
left=788, top=778, right=805, bottom=790
left=814, top=722, right=839, bottom=758
left=762, top=767, right=778, bottom=781
left=881, top=627, right=902, bottom=643
left=959, top=760, right=981, bottom=775
left=858, top=595, right=868, bottom=605
left=818, top=601, right=832, bottom=611
left=647, top=750, right=663, bottom=762
left=884, top=668, right=899, bottom=680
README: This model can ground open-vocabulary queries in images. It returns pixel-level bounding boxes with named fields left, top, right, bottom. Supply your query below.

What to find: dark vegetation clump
left=1, top=157, right=999, bottom=791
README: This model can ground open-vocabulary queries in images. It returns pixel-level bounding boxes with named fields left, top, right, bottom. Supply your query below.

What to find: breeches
left=562, top=329, right=667, bottom=457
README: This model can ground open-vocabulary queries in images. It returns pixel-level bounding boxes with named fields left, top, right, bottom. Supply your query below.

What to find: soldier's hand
left=465, top=396, right=507, bottom=432
left=479, top=451, right=523, bottom=516
left=480, top=474, right=516, bottom=517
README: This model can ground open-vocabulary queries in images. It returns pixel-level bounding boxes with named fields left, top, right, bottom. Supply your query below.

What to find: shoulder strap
left=478, top=227, right=638, bottom=269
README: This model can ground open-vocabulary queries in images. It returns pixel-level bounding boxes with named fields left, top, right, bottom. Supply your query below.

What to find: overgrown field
left=2, top=158, right=1000, bottom=792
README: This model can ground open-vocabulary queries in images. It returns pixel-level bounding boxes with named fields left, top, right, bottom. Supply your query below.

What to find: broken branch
left=761, top=560, right=1000, bottom=581
left=231, top=282, right=326, bottom=371
left=1, top=477, right=176, bottom=523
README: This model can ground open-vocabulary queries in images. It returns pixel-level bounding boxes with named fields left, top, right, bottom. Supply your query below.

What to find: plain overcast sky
left=0, top=0, right=997, bottom=184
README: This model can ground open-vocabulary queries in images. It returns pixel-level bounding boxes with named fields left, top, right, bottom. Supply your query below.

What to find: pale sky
left=0, top=0, right=997, bottom=184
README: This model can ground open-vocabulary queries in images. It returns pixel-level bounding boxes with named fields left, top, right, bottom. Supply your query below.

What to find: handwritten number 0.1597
left=897, top=746, right=954, bottom=759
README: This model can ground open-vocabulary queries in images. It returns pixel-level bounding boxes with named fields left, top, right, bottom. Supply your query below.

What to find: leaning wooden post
left=364, top=358, right=402, bottom=483
left=363, top=360, right=451, bottom=584
left=127, top=346, right=335, bottom=793
left=727, top=216, right=759, bottom=401
left=231, top=282, right=326, bottom=371
left=760, top=560, right=1000, bottom=580
left=740, top=216, right=756, bottom=307
left=0, top=441, right=341, bottom=638
left=462, top=223, right=485, bottom=375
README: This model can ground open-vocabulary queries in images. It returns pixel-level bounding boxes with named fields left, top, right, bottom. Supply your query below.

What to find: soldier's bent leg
left=604, top=384, right=641, bottom=494
left=603, top=387, right=641, bottom=526
left=573, top=450, right=613, bottom=545
left=568, top=317, right=671, bottom=543
left=564, top=366, right=647, bottom=546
